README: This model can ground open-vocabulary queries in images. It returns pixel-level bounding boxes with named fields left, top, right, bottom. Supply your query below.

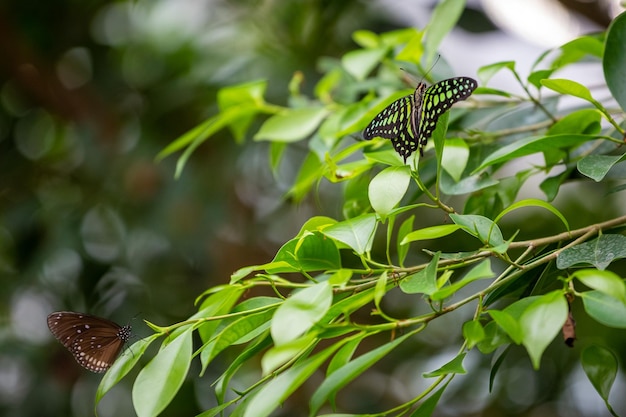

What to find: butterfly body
left=363, top=77, right=477, bottom=162
left=47, top=311, right=131, bottom=373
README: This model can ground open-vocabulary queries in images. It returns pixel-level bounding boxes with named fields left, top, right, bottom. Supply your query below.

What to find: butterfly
left=363, top=77, right=477, bottom=162
left=47, top=311, right=131, bottom=373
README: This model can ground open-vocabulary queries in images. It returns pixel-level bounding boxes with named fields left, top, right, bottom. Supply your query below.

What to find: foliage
left=101, top=4, right=626, bottom=417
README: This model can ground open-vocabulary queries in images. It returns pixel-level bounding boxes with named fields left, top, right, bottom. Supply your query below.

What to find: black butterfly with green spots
left=364, top=77, right=477, bottom=162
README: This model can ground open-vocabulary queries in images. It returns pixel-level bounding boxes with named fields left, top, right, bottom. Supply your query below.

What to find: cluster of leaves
left=99, top=3, right=626, bottom=417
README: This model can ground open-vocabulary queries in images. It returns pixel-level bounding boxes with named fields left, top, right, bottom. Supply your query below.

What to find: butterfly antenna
left=420, top=54, right=441, bottom=84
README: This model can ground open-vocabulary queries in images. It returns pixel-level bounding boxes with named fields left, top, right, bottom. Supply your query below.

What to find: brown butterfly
left=47, top=311, right=131, bottom=373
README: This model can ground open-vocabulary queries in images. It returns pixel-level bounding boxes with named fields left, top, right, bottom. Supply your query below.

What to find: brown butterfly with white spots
left=47, top=311, right=131, bottom=373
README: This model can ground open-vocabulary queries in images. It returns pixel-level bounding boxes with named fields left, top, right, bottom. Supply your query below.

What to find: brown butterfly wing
left=47, top=311, right=131, bottom=373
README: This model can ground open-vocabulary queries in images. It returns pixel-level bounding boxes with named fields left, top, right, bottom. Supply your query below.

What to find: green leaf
left=409, top=382, right=449, bottom=417
left=240, top=343, right=341, bottom=417
left=321, top=213, right=377, bottom=255
left=261, top=333, right=316, bottom=375
left=214, top=333, right=273, bottom=403
left=476, top=321, right=511, bottom=354
left=401, top=224, right=463, bottom=244
left=400, top=252, right=439, bottom=295
left=573, top=269, right=626, bottom=303
left=547, top=109, right=602, bottom=135
left=309, top=332, right=414, bottom=415
left=556, top=234, right=626, bottom=270
left=519, top=291, right=568, bottom=369
left=449, top=214, right=505, bottom=247
left=493, top=198, right=569, bottom=231
left=473, top=134, right=593, bottom=172
left=477, top=61, right=515, bottom=84
left=269, top=232, right=342, bottom=273
left=96, top=335, right=159, bottom=406
left=488, top=310, right=522, bottom=344
left=441, top=138, right=469, bottom=182
left=132, top=327, right=194, bottom=417
left=271, top=282, right=332, bottom=346
left=326, top=335, right=364, bottom=376
left=581, top=345, right=618, bottom=404
left=201, top=308, right=275, bottom=373
left=368, top=166, right=411, bottom=216
left=578, top=154, right=626, bottom=182
left=541, top=78, right=595, bottom=102
left=462, top=320, right=485, bottom=349
left=423, top=352, right=466, bottom=377
left=374, top=271, right=388, bottom=309
left=604, top=11, right=626, bottom=112
left=341, top=48, right=387, bottom=80
left=424, top=0, right=465, bottom=66
left=397, top=215, right=415, bottom=267
left=254, top=107, right=329, bottom=143
left=396, top=30, right=424, bottom=65
left=431, top=259, right=494, bottom=301
left=352, top=30, right=380, bottom=48
left=217, top=80, right=268, bottom=143
left=581, top=290, right=626, bottom=328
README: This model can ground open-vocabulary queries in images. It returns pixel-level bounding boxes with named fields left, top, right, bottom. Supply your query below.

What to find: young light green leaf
left=541, top=78, right=594, bottom=102
left=271, top=282, right=332, bottom=346
left=519, top=291, right=567, bottom=369
left=423, top=353, right=466, bottom=377
left=401, top=224, right=463, bottom=244
left=368, top=166, right=411, bottom=216
left=254, top=107, right=329, bottom=143
left=431, top=259, right=494, bottom=301
left=488, top=310, right=522, bottom=344
left=573, top=269, right=626, bottom=303
left=341, top=48, right=387, bottom=80
left=442, top=138, right=469, bottom=182
left=326, top=335, right=364, bottom=377
left=473, top=134, right=593, bottom=172
left=477, top=61, right=515, bottom=84
left=400, top=252, right=440, bottom=295
left=96, top=334, right=160, bottom=406
left=397, top=215, right=415, bottom=267
left=132, top=327, right=194, bottom=417
left=268, top=232, right=341, bottom=273
left=424, top=0, right=465, bottom=66
left=241, top=343, right=341, bottom=417
left=309, top=332, right=414, bottom=415
left=581, top=290, right=626, bottom=328
left=462, top=320, right=485, bottom=349
left=374, top=271, right=388, bottom=308
left=409, top=382, right=450, bottom=417
left=321, top=213, right=377, bottom=255
left=261, top=333, right=316, bottom=375
left=493, top=198, right=569, bottom=231
left=449, top=214, right=504, bottom=247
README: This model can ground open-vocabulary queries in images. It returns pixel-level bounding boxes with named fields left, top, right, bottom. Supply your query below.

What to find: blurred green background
left=1, top=1, right=624, bottom=416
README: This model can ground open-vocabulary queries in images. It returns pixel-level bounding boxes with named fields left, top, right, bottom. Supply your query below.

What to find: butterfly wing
left=47, top=311, right=131, bottom=373
left=363, top=95, right=418, bottom=162
left=416, top=77, right=477, bottom=154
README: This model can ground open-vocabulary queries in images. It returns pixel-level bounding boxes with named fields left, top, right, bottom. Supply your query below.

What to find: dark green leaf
left=581, top=345, right=618, bottom=402
left=604, top=11, right=626, bottom=112
left=556, top=234, right=626, bottom=270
